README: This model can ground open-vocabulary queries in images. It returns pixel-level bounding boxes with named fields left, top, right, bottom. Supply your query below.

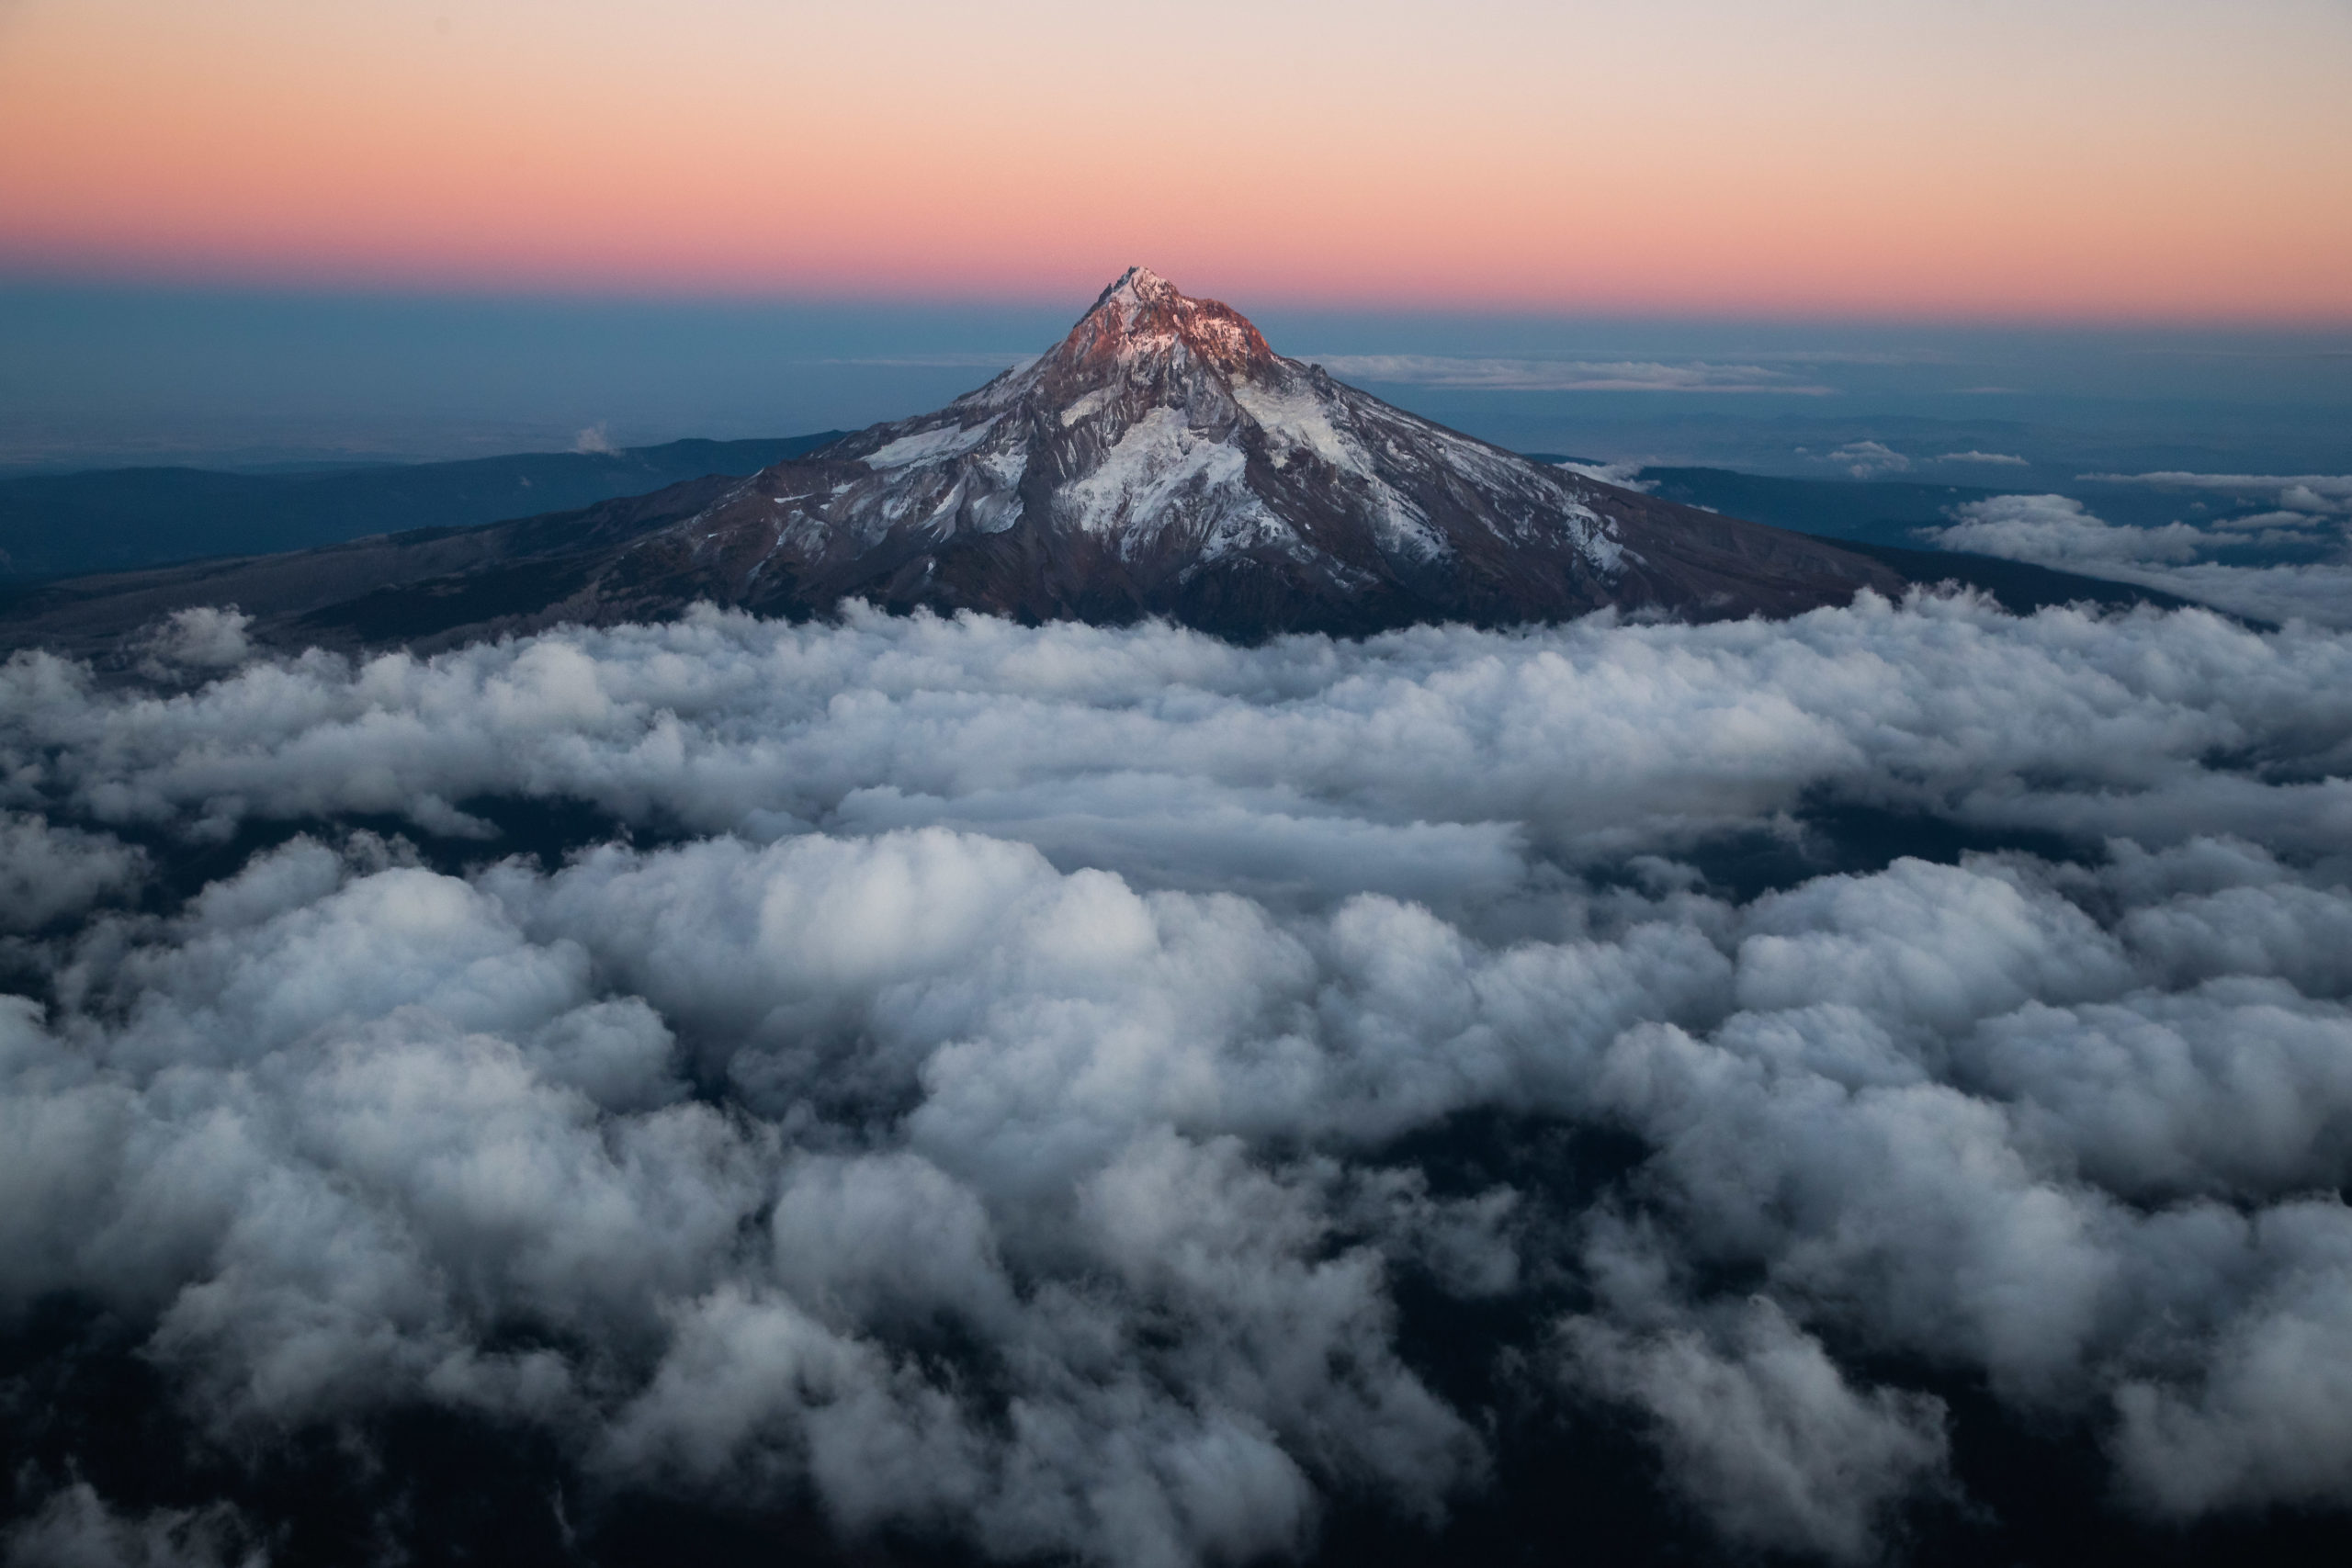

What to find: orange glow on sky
left=4, top=0, right=2349, bottom=319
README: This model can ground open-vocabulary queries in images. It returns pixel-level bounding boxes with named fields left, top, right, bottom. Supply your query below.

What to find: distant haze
left=2, top=0, right=2347, bottom=320
left=4, top=284, right=2348, bottom=476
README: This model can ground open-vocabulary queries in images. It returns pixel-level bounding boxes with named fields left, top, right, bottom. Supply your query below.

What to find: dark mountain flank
left=6, top=269, right=2196, bottom=660
left=0, top=434, right=844, bottom=581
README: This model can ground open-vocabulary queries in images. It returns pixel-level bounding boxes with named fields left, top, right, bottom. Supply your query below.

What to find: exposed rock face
left=583, top=266, right=1903, bottom=636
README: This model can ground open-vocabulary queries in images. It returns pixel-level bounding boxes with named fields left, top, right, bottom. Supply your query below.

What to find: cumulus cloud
left=1936, top=450, right=2029, bottom=466
left=1931, top=494, right=2211, bottom=564
left=1818, top=440, right=1909, bottom=478
left=1923, top=493, right=2352, bottom=628
left=2111, top=561, right=2352, bottom=629
left=0, top=811, right=145, bottom=931
left=1562, top=1298, right=1950, bottom=1562
left=6, top=601, right=2352, bottom=1561
left=2111, top=1225, right=2352, bottom=1517
left=131, top=607, right=253, bottom=681
left=17, top=596, right=2352, bottom=872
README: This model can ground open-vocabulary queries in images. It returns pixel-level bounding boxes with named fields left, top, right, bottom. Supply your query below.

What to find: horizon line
left=7, top=265, right=2352, bottom=334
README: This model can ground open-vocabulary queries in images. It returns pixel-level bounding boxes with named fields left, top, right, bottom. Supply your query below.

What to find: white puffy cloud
left=6, top=600, right=2352, bottom=1560
left=132, top=607, right=254, bottom=682
left=1932, top=494, right=2211, bottom=564
left=1563, top=1298, right=1950, bottom=1563
left=1925, top=493, right=2352, bottom=628
left=1824, top=440, right=1910, bottom=477
left=11, top=596, right=2352, bottom=875
left=1965, top=987, right=2352, bottom=1201
left=0, top=811, right=144, bottom=931
left=2110, top=1209, right=2352, bottom=1517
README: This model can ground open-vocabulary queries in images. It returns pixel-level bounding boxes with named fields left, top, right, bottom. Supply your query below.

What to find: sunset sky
left=5, top=0, right=2350, bottom=320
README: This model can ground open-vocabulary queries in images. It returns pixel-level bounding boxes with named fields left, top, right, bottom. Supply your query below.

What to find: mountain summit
left=1053, top=265, right=1278, bottom=379
left=582, top=267, right=1901, bottom=635
left=2, top=270, right=1919, bottom=659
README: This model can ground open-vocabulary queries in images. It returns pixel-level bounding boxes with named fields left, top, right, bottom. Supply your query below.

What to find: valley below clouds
left=7, top=592, right=2352, bottom=1565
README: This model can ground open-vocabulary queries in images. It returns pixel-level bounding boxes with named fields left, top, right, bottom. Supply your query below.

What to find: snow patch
left=1060, top=407, right=1251, bottom=548
left=864, top=419, right=997, bottom=469
left=1059, top=387, right=1116, bottom=426
left=1362, top=481, right=1450, bottom=564
left=1232, top=379, right=1370, bottom=479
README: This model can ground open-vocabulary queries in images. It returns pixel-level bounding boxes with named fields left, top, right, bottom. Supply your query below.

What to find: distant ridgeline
left=1570, top=465, right=2008, bottom=547
left=0, top=434, right=845, bottom=581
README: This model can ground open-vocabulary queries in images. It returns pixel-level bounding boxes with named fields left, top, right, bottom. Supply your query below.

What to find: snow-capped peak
left=1046, top=265, right=1275, bottom=382
left=1091, top=265, right=1177, bottom=311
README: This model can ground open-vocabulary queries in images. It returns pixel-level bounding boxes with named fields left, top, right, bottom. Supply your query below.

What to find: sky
left=4, top=0, right=2349, bottom=476
left=4, top=0, right=2350, bottom=319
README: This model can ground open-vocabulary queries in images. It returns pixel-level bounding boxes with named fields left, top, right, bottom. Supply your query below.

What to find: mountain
left=549, top=267, right=1902, bottom=638
left=0, top=435, right=845, bottom=581
left=6, top=268, right=2203, bottom=662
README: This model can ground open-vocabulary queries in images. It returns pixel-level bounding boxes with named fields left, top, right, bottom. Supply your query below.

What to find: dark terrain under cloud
left=6, top=592, right=2352, bottom=1565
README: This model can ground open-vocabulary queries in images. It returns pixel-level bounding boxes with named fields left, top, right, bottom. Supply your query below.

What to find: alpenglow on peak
left=1038, top=264, right=1278, bottom=382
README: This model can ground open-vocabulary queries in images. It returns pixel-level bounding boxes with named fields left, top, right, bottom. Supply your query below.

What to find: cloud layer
left=1927, top=491, right=2352, bottom=628
left=6, top=596, right=2352, bottom=1562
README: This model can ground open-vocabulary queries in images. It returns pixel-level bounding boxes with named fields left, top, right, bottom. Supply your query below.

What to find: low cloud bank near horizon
left=7, top=598, right=2352, bottom=1564
left=1926, top=486, right=2352, bottom=628
left=1306, top=355, right=1831, bottom=395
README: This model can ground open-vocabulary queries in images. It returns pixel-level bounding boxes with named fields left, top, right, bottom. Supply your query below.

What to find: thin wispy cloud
left=1306, top=355, right=1833, bottom=394
left=817, top=353, right=1044, bottom=370
left=1735, top=347, right=1952, bottom=367
left=1552, top=458, right=1657, bottom=491
left=2083, top=472, right=2352, bottom=514
left=1806, top=439, right=1911, bottom=477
